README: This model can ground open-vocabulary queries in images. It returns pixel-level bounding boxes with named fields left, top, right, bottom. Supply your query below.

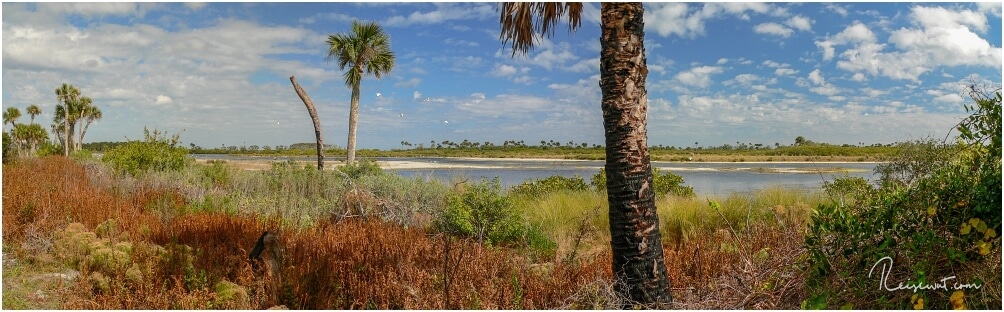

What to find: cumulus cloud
left=154, top=94, right=173, bottom=105
left=645, top=2, right=771, bottom=38
left=754, top=22, right=793, bottom=37
left=888, top=6, right=1001, bottom=69
left=491, top=63, right=517, bottom=76
left=816, top=6, right=1001, bottom=82
left=786, top=15, right=813, bottom=32
left=675, top=66, right=724, bottom=88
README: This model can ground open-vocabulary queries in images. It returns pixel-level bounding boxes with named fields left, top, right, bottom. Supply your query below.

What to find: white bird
left=443, top=120, right=449, bottom=124
left=399, top=113, right=405, bottom=118
left=376, top=93, right=382, bottom=97
left=425, top=97, right=431, bottom=102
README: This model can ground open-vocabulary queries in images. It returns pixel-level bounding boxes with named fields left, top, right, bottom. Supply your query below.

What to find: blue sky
left=2, top=2, right=1001, bottom=150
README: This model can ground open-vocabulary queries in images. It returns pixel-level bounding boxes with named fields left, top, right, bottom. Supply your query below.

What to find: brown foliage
left=3, top=156, right=808, bottom=309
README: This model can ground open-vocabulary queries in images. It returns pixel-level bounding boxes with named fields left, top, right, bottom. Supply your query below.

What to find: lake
left=189, top=155, right=880, bottom=196
left=378, top=157, right=879, bottom=196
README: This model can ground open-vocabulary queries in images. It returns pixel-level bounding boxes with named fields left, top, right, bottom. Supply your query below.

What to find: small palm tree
left=326, top=20, right=395, bottom=164
left=55, top=83, right=81, bottom=156
left=78, top=104, right=102, bottom=151
left=26, top=105, right=41, bottom=125
left=4, top=107, right=21, bottom=130
left=500, top=2, right=671, bottom=306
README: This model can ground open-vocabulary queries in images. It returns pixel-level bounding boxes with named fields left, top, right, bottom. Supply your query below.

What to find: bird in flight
left=443, top=120, right=449, bottom=124
left=376, top=93, right=382, bottom=97
left=399, top=113, right=404, bottom=118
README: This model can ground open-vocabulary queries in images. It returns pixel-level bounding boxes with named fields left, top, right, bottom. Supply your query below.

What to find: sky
left=2, top=2, right=1002, bottom=150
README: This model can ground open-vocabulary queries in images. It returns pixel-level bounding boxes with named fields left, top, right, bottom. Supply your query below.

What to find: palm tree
left=499, top=2, right=672, bottom=306
left=326, top=20, right=395, bottom=164
left=55, top=83, right=81, bottom=156
left=77, top=104, right=102, bottom=152
left=4, top=107, right=21, bottom=130
left=26, top=104, right=41, bottom=124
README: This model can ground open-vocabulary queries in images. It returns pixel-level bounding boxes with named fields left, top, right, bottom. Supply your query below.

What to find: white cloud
left=754, top=22, right=793, bottom=37
left=413, top=91, right=422, bottom=100
left=154, top=95, right=173, bottom=105
left=383, top=3, right=494, bottom=27
left=645, top=2, right=771, bottom=38
left=816, top=6, right=1001, bottom=82
left=888, top=6, right=1001, bottom=69
left=492, top=63, right=517, bottom=76
left=775, top=68, right=799, bottom=76
left=826, top=4, right=849, bottom=17
left=786, top=15, right=813, bottom=32
left=977, top=2, right=1002, bottom=17
left=675, top=66, right=724, bottom=88
left=806, top=69, right=841, bottom=96
left=808, top=69, right=825, bottom=85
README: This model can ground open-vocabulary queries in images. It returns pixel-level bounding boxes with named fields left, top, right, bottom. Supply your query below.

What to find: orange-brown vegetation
left=3, top=156, right=807, bottom=309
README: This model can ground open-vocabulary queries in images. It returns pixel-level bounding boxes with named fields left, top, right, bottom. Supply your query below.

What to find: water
left=378, top=157, right=879, bottom=196
left=189, top=155, right=880, bottom=196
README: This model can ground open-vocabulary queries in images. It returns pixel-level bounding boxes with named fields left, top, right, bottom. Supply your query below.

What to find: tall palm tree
left=326, top=20, right=395, bottom=164
left=26, top=104, right=41, bottom=125
left=77, top=104, right=102, bottom=152
left=55, top=83, right=81, bottom=156
left=499, top=2, right=671, bottom=307
left=4, top=107, right=21, bottom=130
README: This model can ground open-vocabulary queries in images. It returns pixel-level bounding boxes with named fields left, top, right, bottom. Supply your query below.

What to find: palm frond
left=499, top=2, right=582, bottom=57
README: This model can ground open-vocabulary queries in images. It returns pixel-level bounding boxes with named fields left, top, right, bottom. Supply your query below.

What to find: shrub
left=510, top=175, right=588, bottom=198
left=590, top=168, right=695, bottom=197
left=804, top=87, right=1001, bottom=309
left=435, top=177, right=555, bottom=258
left=102, top=127, right=190, bottom=176
left=336, top=159, right=383, bottom=179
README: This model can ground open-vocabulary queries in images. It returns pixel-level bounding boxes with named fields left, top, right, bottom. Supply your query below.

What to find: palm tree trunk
left=346, top=76, right=361, bottom=165
left=290, top=76, right=325, bottom=170
left=600, top=2, right=672, bottom=307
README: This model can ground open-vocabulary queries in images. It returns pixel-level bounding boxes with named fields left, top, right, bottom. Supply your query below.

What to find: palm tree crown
left=26, top=105, right=41, bottom=124
left=326, top=20, right=395, bottom=88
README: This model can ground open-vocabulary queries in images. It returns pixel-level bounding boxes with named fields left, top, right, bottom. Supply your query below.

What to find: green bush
left=336, top=159, right=383, bottom=179
left=101, top=128, right=190, bottom=176
left=590, top=167, right=695, bottom=197
left=510, top=175, right=588, bottom=198
left=804, top=88, right=1001, bottom=309
left=435, top=177, right=555, bottom=258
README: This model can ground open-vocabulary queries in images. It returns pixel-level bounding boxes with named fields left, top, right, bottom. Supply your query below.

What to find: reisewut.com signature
left=869, top=256, right=983, bottom=292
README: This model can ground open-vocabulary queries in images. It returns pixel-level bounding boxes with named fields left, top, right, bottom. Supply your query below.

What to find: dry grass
left=3, top=156, right=811, bottom=309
